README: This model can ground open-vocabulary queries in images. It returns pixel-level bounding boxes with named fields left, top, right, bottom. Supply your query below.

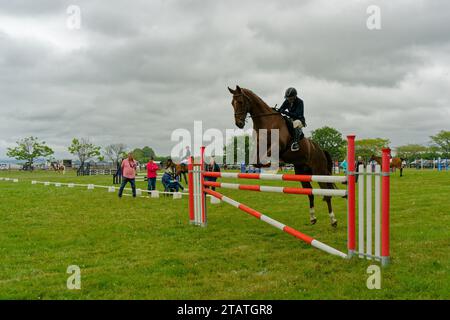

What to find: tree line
left=6, top=129, right=450, bottom=168
left=223, top=127, right=450, bottom=164
left=6, top=137, right=168, bottom=169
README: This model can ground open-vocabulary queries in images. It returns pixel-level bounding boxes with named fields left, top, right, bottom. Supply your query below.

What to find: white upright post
left=374, top=164, right=381, bottom=260
left=358, top=164, right=365, bottom=258
left=366, top=164, right=372, bottom=259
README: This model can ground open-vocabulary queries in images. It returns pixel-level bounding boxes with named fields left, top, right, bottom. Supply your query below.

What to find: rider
left=278, top=87, right=306, bottom=152
left=180, top=146, right=191, bottom=165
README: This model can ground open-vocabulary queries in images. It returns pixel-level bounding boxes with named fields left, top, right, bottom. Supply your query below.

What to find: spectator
left=146, top=156, right=159, bottom=191
left=118, top=153, right=137, bottom=198
left=182, top=146, right=191, bottom=162
left=340, top=159, right=348, bottom=174
left=204, top=157, right=221, bottom=191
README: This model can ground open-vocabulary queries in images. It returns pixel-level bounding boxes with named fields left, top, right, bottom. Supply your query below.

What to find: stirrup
left=291, top=143, right=300, bottom=152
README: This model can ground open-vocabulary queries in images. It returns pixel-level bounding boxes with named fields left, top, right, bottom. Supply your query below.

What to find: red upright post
left=381, top=148, right=391, bottom=265
left=200, top=146, right=207, bottom=225
left=188, top=156, right=194, bottom=223
left=347, top=135, right=356, bottom=257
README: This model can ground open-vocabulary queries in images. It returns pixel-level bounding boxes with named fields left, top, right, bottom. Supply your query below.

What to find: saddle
left=282, top=115, right=295, bottom=136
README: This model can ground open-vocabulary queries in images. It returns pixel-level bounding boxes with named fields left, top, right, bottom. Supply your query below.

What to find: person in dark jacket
left=278, top=87, right=306, bottom=152
left=204, top=157, right=221, bottom=191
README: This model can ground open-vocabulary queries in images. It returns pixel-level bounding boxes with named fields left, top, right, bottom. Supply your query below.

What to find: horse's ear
left=228, top=87, right=235, bottom=94
left=236, top=85, right=242, bottom=93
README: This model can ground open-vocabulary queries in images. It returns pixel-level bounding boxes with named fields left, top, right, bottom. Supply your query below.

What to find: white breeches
left=293, top=120, right=303, bottom=129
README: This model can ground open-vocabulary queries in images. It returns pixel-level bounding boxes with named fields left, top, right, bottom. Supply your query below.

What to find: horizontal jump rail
left=202, top=172, right=347, bottom=183
left=203, top=188, right=348, bottom=259
left=203, top=181, right=347, bottom=197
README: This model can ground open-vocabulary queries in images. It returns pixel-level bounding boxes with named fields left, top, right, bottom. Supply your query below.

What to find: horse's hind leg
left=319, top=182, right=338, bottom=227
left=301, top=181, right=316, bottom=224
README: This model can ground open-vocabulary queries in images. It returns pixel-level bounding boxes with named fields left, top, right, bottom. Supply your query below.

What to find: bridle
left=233, top=93, right=280, bottom=124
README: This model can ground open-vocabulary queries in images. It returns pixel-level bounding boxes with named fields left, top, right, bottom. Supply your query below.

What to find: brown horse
left=176, top=163, right=188, bottom=184
left=370, top=155, right=404, bottom=177
left=228, top=86, right=339, bottom=227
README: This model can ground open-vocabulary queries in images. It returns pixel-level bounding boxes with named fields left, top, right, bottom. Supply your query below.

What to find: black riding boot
left=291, top=127, right=304, bottom=152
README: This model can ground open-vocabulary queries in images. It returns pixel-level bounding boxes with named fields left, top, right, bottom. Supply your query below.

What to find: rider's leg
left=291, top=120, right=304, bottom=151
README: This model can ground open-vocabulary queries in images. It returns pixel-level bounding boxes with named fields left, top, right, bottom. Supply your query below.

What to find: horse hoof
left=331, top=220, right=338, bottom=228
left=310, top=218, right=317, bottom=225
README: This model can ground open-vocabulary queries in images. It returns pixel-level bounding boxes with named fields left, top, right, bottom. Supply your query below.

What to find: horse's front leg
left=318, top=182, right=337, bottom=227
left=301, top=181, right=316, bottom=224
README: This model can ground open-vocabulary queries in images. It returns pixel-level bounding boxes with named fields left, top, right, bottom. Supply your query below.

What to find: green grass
left=0, top=169, right=449, bottom=299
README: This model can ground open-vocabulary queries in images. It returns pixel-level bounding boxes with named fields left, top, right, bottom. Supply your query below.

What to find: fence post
left=347, top=135, right=356, bottom=258
left=381, top=148, right=391, bottom=266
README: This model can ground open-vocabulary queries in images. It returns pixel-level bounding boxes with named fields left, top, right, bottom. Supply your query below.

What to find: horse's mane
left=242, top=88, right=276, bottom=113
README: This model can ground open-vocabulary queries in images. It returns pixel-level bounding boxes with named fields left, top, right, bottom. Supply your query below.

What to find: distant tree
left=7, top=136, right=54, bottom=168
left=421, top=146, right=442, bottom=160
left=224, top=135, right=251, bottom=164
left=131, top=148, right=145, bottom=163
left=142, top=146, right=156, bottom=160
left=311, top=126, right=346, bottom=161
left=68, top=138, right=101, bottom=168
left=395, top=144, right=428, bottom=161
left=356, top=138, right=390, bottom=161
left=104, top=143, right=127, bottom=165
left=430, top=130, right=450, bottom=158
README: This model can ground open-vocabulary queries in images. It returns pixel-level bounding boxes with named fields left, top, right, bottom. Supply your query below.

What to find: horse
left=228, top=86, right=339, bottom=227
left=51, top=162, right=65, bottom=174
left=370, top=155, right=405, bottom=177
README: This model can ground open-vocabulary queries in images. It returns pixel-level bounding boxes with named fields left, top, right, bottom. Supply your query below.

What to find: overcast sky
left=0, top=0, right=449, bottom=159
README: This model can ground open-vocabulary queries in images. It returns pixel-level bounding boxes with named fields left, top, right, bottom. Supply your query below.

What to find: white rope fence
left=0, top=177, right=19, bottom=183
left=29, top=180, right=190, bottom=199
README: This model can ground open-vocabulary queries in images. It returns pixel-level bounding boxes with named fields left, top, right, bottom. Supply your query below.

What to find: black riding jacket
left=279, top=97, right=306, bottom=126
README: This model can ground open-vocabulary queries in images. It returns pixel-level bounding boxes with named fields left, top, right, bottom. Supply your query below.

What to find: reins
left=233, top=93, right=281, bottom=124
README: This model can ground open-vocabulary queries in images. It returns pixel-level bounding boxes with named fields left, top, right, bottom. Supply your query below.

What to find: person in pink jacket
left=118, top=153, right=137, bottom=198
left=146, top=156, right=159, bottom=191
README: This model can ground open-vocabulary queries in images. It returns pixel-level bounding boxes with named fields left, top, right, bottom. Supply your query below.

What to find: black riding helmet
left=284, top=87, right=297, bottom=98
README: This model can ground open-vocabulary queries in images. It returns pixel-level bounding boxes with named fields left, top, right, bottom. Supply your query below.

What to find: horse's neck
left=247, top=94, right=280, bottom=130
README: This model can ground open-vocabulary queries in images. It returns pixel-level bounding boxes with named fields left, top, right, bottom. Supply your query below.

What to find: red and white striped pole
left=381, top=148, right=390, bottom=265
left=202, top=172, right=347, bottom=183
left=347, top=135, right=356, bottom=257
left=203, top=181, right=347, bottom=197
left=204, top=188, right=348, bottom=259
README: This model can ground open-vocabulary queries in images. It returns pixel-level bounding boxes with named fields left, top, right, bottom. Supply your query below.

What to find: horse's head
left=228, top=85, right=249, bottom=129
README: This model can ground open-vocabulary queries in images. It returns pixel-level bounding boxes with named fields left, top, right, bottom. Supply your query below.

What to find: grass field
left=0, top=169, right=449, bottom=299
